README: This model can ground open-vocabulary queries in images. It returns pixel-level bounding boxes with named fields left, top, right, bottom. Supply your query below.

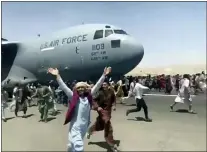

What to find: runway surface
left=2, top=91, right=206, bottom=151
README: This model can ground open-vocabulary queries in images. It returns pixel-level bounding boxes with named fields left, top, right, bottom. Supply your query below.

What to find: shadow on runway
left=171, top=109, right=197, bottom=114
left=47, top=117, right=56, bottom=122
left=88, top=140, right=120, bottom=152
left=125, top=104, right=136, bottom=106
left=23, top=114, right=34, bottom=118
left=28, top=104, right=37, bottom=107
left=5, top=117, right=15, bottom=121
left=175, top=109, right=189, bottom=113
left=127, top=116, right=146, bottom=121
left=49, top=110, right=62, bottom=116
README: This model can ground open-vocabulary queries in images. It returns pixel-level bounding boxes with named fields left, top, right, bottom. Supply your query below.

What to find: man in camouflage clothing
left=33, top=84, right=51, bottom=122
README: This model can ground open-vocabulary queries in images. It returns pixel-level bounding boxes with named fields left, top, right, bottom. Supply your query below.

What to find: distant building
left=126, top=64, right=206, bottom=76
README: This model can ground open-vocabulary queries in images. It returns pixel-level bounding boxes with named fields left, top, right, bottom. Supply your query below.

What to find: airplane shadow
left=88, top=140, right=120, bottom=152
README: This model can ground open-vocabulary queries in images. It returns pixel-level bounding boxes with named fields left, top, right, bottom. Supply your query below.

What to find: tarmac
left=2, top=90, right=206, bottom=151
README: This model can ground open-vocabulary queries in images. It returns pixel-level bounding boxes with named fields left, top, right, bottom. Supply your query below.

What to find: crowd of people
left=1, top=67, right=206, bottom=152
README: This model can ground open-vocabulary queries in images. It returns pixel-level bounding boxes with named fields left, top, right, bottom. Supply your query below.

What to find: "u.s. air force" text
left=40, top=34, right=88, bottom=50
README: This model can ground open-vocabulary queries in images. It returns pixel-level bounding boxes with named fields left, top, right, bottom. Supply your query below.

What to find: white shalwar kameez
left=9, top=87, right=18, bottom=111
left=49, top=85, right=57, bottom=112
left=57, top=75, right=105, bottom=152
left=1, top=90, right=8, bottom=120
left=174, top=78, right=192, bottom=105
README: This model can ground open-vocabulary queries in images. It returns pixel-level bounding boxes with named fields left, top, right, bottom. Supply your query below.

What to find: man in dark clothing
left=165, top=75, right=173, bottom=94
left=175, top=74, right=180, bottom=92
left=15, top=85, right=28, bottom=118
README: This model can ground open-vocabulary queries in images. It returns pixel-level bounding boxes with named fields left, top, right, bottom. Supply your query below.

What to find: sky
left=2, top=2, right=206, bottom=67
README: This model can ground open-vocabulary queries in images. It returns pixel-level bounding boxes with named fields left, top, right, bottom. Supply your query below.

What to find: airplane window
left=94, top=30, right=104, bottom=39
left=105, top=30, right=113, bottom=37
left=111, top=40, right=120, bottom=48
left=114, top=30, right=128, bottom=35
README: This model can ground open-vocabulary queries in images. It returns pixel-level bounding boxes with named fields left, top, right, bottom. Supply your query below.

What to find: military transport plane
left=1, top=24, right=144, bottom=88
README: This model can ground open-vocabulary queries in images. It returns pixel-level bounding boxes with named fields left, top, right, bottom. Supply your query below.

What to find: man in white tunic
left=48, top=85, right=58, bottom=114
left=9, top=83, right=19, bottom=112
left=48, top=67, right=111, bottom=152
left=170, top=74, right=195, bottom=113
left=1, top=86, right=9, bottom=122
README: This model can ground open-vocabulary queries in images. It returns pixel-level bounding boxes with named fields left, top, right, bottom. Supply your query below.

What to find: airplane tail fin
left=2, top=38, right=8, bottom=41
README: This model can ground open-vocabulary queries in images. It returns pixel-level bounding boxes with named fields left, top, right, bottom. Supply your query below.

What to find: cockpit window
left=105, top=30, right=113, bottom=37
left=114, top=29, right=128, bottom=35
left=111, top=40, right=120, bottom=48
left=94, top=30, right=103, bottom=39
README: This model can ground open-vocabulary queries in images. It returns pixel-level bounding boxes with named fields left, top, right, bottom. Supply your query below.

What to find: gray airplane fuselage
left=2, top=24, right=144, bottom=87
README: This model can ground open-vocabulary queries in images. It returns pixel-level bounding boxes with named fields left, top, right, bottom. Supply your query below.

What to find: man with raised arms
left=47, top=67, right=111, bottom=152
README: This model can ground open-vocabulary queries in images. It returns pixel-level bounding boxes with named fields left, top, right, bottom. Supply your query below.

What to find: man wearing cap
left=87, top=79, right=118, bottom=152
left=48, top=67, right=111, bottom=152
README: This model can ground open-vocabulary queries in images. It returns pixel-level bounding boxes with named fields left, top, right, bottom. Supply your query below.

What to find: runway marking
left=144, top=94, right=196, bottom=97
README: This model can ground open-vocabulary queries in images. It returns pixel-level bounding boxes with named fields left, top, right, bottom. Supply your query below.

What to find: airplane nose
left=112, top=37, right=144, bottom=75
left=133, top=43, right=144, bottom=61
left=122, top=37, right=144, bottom=63
left=109, top=36, right=144, bottom=76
